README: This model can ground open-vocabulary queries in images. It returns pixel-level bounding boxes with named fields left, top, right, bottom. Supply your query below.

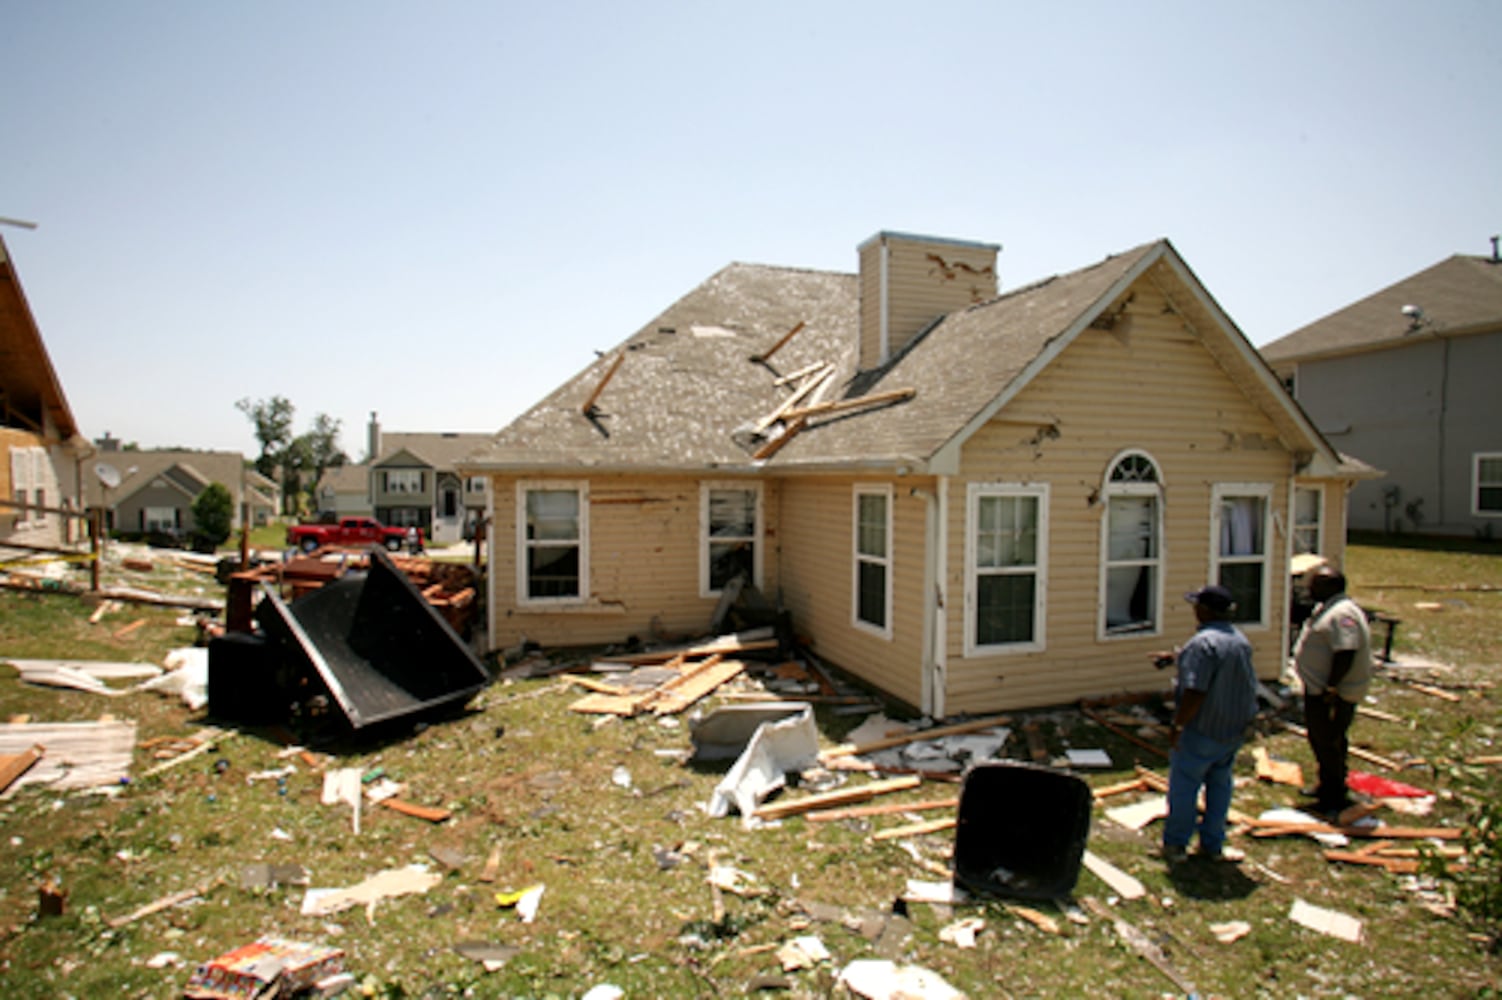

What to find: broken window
left=853, top=484, right=892, bottom=637
left=966, top=483, right=1047, bottom=654
left=1212, top=484, right=1271, bottom=626
left=1102, top=452, right=1161, bottom=637
left=1293, top=486, right=1323, bottom=554
left=1474, top=453, right=1502, bottom=516
left=701, top=483, right=761, bottom=596
left=519, top=482, right=587, bottom=602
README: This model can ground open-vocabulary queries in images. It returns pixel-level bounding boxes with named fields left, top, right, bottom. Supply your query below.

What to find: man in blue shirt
left=1151, top=584, right=1259, bottom=863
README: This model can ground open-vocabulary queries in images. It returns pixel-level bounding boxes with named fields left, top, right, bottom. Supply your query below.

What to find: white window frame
left=1292, top=485, right=1324, bottom=555
left=699, top=481, right=763, bottom=598
left=1473, top=452, right=1502, bottom=517
left=466, top=476, right=488, bottom=495
left=851, top=484, right=894, bottom=639
left=516, top=480, right=589, bottom=606
left=143, top=506, right=177, bottom=533
left=964, top=482, right=1048, bottom=657
left=1210, top=482, right=1273, bottom=628
left=384, top=469, right=423, bottom=494
left=1098, top=450, right=1165, bottom=641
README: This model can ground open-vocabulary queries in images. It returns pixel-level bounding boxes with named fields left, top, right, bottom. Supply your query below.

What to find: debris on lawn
left=183, top=937, right=347, bottom=1000
left=938, top=915, right=985, bottom=948
left=1210, top=919, right=1253, bottom=944
left=1081, top=850, right=1146, bottom=901
left=755, top=775, right=921, bottom=822
left=775, top=933, right=830, bottom=971
left=5, top=657, right=163, bottom=696
left=107, top=879, right=216, bottom=929
left=1251, top=745, right=1304, bottom=787
left=1082, top=895, right=1196, bottom=994
left=0, top=718, right=137, bottom=792
left=495, top=883, right=545, bottom=922
left=835, top=958, right=965, bottom=1000
left=953, top=762, right=1091, bottom=900
left=1288, top=898, right=1364, bottom=943
left=241, top=863, right=312, bottom=891
left=704, top=702, right=819, bottom=823
left=0, top=743, right=44, bottom=794
left=303, top=864, right=442, bottom=920
left=452, top=940, right=520, bottom=972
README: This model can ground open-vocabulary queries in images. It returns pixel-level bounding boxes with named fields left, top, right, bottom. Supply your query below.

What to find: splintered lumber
left=1252, top=746, right=1304, bottom=787
left=1246, top=818, right=1463, bottom=840
left=563, top=674, right=635, bottom=696
left=1092, top=777, right=1148, bottom=801
left=113, top=618, right=147, bottom=639
left=595, top=630, right=777, bottom=665
left=1322, top=850, right=1423, bottom=874
left=1356, top=705, right=1412, bottom=726
left=0, top=745, right=44, bottom=793
left=580, top=352, right=625, bottom=415
left=752, top=415, right=806, bottom=460
left=1080, top=706, right=1168, bottom=759
left=754, top=364, right=832, bottom=433
left=783, top=387, right=916, bottom=422
left=1402, top=681, right=1463, bottom=703
left=106, top=882, right=212, bottom=929
left=1081, top=851, right=1146, bottom=900
left=379, top=798, right=453, bottom=823
left=751, top=320, right=806, bottom=363
left=1281, top=722, right=1402, bottom=771
left=650, top=656, right=745, bottom=715
left=872, top=817, right=956, bottom=841
left=1134, top=765, right=1252, bottom=825
left=1006, top=903, right=1062, bottom=935
left=755, top=775, right=922, bottom=821
left=807, top=796, right=958, bottom=823
left=1081, top=897, right=1195, bottom=994
left=823, top=714, right=1011, bottom=760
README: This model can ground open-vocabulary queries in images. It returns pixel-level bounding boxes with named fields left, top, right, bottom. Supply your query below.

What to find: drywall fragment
left=1289, top=898, right=1363, bottom=943
left=835, top=959, right=965, bottom=1000
left=938, top=916, right=986, bottom=948
left=1210, top=920, right=1252, bottom=943
left=303, top=864, right=442, bottom=919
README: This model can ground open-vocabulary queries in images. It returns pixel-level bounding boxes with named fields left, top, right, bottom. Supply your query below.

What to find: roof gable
left=1262, top=254, right=1502, bottom=365
left=0, top=235, right=79, bottom=441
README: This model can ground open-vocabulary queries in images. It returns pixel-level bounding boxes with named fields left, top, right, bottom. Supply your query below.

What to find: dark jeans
left=1304, top=692, right=1357, bottom=812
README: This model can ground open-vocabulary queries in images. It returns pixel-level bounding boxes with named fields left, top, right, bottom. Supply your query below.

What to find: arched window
left=1101, top=451, right=1163, bottom=637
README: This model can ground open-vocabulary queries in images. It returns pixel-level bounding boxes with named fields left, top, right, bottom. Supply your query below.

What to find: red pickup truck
left=286, top=517, right=422, bottom=554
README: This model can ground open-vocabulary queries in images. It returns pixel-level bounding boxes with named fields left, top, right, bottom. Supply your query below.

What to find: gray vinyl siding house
left=1261, top=250, right=1502, bottom=537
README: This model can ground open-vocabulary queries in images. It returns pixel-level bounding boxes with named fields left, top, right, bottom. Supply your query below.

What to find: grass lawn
left=0, top=539, right=1497, bottom=998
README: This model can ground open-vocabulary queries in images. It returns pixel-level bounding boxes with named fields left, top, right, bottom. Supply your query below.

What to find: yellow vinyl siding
left=944, top=280, right=1295, bottom=713
left=485, top=473, right=780, bottom=649
left=779, top=476, right=929, bottom=708
left=859, top=234, right=998, bottom=369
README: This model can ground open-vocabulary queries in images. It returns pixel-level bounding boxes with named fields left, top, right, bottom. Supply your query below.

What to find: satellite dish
left=95, top=463, right=122, bottom=489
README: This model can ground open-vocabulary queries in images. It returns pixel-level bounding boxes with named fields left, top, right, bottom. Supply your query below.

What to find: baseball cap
left=1184, top=584, right=1236, bottom=612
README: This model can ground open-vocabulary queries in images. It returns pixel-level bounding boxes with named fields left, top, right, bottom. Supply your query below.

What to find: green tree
left=295, top=413, right=348, bottom=512
left=236, top=396, right=295, bottom=481
left=190, top=482, right=234, bottom=552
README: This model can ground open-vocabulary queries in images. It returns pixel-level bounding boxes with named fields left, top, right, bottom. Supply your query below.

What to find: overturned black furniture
left=210, top=549, right=491, bottom=730
left=953, top=761, right=1092, bottom=900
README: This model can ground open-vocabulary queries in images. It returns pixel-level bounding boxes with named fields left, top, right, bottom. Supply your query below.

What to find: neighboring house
left=1261, top=246, right=1502, bottom=537
left=463, top=231, right=1356, bottom=716
left=1, top=233, right=89, bottom=549
left=315, top=463, right=375, bottom=518
left=81, top=441, right=274, bottom=538
left=365, top=414, right=492, bottom=543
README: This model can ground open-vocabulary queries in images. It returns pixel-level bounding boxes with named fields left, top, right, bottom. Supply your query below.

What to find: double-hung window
left=965, top=483, right=1047, bottom=655
left=701, top=483, right=762, bottom=596
left=1101, top=452, right=1162, bottom=637
left=384, top=469, right=423, bottom=494
left=1292, top=486, right=1323, bottom=554
left=518, top=481, right=587, bottom=603
left=1474, top=453, right=1502, bottom=516
left=1212, top=483, right=1272, bottom=626
left=852, top=484, right=893, bottom=637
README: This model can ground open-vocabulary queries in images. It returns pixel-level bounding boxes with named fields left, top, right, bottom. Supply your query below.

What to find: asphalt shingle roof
left=466, top=244, right=1162, bottom=473
left=1261, top=254, right=1502, bottom=365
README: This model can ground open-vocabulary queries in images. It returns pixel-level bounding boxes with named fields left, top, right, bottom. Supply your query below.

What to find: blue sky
left=4, top=2, right=1499, bottom=460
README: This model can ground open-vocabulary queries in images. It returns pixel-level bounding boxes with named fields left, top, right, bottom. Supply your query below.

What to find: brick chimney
left=857, top=231, right=1000, bottom=369
left=367, top=411, right=382, bottom=463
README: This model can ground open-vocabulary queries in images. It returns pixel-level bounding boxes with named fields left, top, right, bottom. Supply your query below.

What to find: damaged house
left=462, top=232, right=1362, bottom=716
left=1, top=234, right=90, bottom=550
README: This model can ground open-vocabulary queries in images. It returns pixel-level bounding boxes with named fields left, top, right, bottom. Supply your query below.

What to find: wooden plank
left=751, top=320, right=806, bottom=363
left=1355, top=705, right=1411, bottom=726
left=755, top=775, right=922, bottom=821
left=1403, top=682, right=1463, bottom=703
left=650, top=657, right=745, bottom=715
left=752, top=415, right=807, bottom=460
left=823, top=714, right=1011, bottom=760
left=872, top=817, right=955, bottom=841
left=1246, top=819, right=1463, bottom=840
left=1323, top=850, right=1420, bottom=874
left=807, top=796, right=958, bottom=823
left=112, top=618, right=147, bottom=638
left=379, top=798, right=452, bottom=823
left=1092, top=777, right=1148, bottom=801
left=580, top=353, right=624, bottom=415
left=1081, top=850, right=1146, bottom=900
left=0, top=745, right=44, bottom=793
left=563, top=674, right=635, bottom=696
left=754, top=365, right=831, bottom=433
left=782, top=387, right=916, bottom=421
left=1252, top=746, right=1304, bottom=787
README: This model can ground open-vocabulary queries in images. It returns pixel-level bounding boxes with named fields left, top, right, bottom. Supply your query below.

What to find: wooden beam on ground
left=379, top=798, right=453, bottom=823
left=807, top=796, right=958, bottom=823
left=1092, top=777, right=1149, bottom=801
left=649, top=656, right=745, bottom=715
left=1245, top=818, right=1463, bottom=840
left=872, top=816, right=956, bottom=841
left=0, top=745, right=44, bottom=794
left=1081, top=850, right=1146, bottom=900
left=1356, top=705, right=1411, bottom=726
left=822, top=714, right=1011, bottom=760
left=1281, top=722, right=1402, bottom=771
left=1081, top=706, right=1169, bottom=760
left=755, top=775, right=922, bottom=821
